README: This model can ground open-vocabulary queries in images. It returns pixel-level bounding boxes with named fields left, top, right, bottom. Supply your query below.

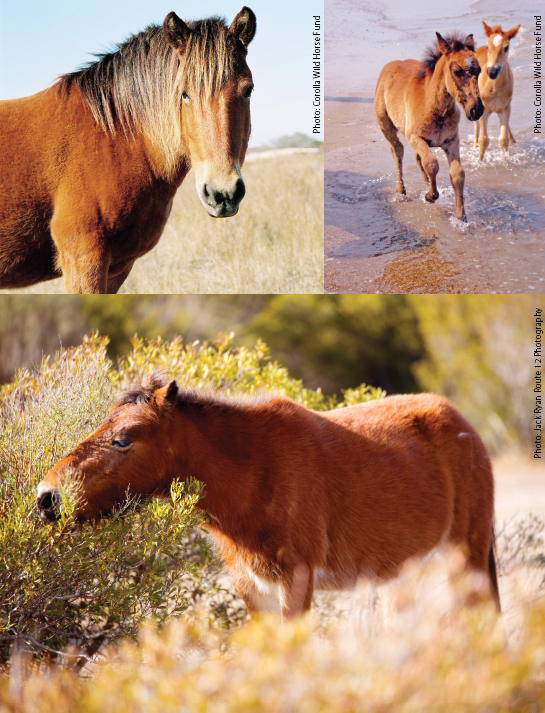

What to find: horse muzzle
left=198, top=178, right=246, bottom=218
left=466, top=98, right=484, bottom=122
left=36, top=486, right=62, bottom=522
left=487, top=65, right=502, bottom=80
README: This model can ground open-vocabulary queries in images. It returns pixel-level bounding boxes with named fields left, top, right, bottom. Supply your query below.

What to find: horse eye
left=243, top=84, right=254, bottom=99
left=112, top=436, right=132, bottom=451
left=182, top=90, right=190, bottom=101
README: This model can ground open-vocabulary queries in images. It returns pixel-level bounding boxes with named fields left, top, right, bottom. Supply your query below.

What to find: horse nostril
left=231, top=178, right=245, bottom=204
left=37, top=489, right=62, bottom=521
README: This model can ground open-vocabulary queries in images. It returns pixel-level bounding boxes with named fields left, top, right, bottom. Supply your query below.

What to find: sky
left=0, top=0, right=324, bottom=147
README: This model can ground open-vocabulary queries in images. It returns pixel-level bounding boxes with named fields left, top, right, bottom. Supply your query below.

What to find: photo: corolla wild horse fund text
left=326, top=0, right=544, bottom=294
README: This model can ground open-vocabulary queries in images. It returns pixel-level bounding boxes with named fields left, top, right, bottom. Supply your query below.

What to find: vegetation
left=1, top=583, right=545, bottom=711
left=0, top=151, right=323, bottom=295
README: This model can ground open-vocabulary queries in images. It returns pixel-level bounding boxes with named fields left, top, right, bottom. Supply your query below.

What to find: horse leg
left=443, top=136, right=467, bottom=222
left=107, top=262, right=135, bottom=294
left=59, top=250, right=109, bottom=294
left=477, top=110, right=491, bottom=161
left=415, top=152, right=429, bottom=185
left=51, top=211, right=110, bottom=293
left=498, top=106, right=512, bottom=154
left=281, top=562, right=314, bottom=619
left=449, top=530, right=501, bottom=612
left=234, top=573, right=282, bottom=618
left=473, top=119, right=479, bottom=149
left=508, top=127, right=516, bottom=145
left=408, top=136, right=439, bottom=202
left=375, top=97, right=406, bottom=195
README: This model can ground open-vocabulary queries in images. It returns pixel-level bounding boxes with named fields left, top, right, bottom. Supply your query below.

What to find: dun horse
left=0, top=8, right=256, bottom=294
left=375, top=33, right=483, bottom=222
left=474, top=21, right=520, bottom=161
left=37, top=374, right=501, bottom=618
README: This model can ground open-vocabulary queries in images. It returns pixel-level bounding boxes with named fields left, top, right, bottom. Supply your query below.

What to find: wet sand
left=325, top=0, right=545, bottom=294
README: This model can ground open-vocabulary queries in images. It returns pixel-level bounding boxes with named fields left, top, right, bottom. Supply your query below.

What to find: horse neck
left=168, top=400, right=270, bottom=531
left=426, top=56, right=456, bottom=116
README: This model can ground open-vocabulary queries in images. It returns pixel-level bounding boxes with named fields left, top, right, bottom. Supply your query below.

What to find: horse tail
left=487, top=520, right=501, bottom=612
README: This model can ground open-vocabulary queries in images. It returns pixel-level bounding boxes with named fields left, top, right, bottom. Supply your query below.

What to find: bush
left=0, top=333, right=383, bottom=664
left=2, top=596, right=545, bottom=711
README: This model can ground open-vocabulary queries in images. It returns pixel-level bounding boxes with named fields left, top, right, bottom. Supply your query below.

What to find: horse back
left=307, top=394, right=494, bottom=583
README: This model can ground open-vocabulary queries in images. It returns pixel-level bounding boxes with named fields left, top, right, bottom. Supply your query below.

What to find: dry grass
left=1, top=149, right=323, bottom=295
left=2, top=557, right=545, bottom=712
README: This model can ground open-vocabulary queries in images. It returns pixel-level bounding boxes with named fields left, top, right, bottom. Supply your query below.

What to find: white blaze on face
left=493, top=34, right=503, bottom=47
left=465, top=57, right=473, bottom=69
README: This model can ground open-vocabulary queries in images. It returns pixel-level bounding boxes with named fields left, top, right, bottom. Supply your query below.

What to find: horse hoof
left=425, top=192, right=438, bottom=203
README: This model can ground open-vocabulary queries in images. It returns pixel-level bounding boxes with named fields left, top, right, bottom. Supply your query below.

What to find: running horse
left=0, top=8, right=256, bottom=293
left=375, top=33, right=483, bottom=222
left=36, top=374, right=501, bottom=618
left=474, top=21, right=520, bottom=161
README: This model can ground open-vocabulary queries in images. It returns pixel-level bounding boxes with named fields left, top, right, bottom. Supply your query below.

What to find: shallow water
left=325, top=0, right=545, bottom=293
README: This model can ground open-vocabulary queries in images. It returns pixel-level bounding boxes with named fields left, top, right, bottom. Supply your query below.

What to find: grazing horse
left=0, top=8, right=256, bottom=294
left=474, top=22, right=520, bottom=161
left=36, top=374, right=501, bottom=618
left=375, top=33, right=483, bottom=222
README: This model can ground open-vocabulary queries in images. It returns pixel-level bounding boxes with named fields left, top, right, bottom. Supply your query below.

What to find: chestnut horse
left=474, top=21, right=520, bottom=161
left=375, top=33, right=484, bottom=222
left=36, top=374, right=501, bottom=618
left=0, top=8, right=256, bottom=294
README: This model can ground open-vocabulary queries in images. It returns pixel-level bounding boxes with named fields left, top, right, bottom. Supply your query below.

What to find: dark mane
left=57, top=16, right=238, bottom=177
left=418, top=32, right=476, bottom=77
left=114, top=371, right=272, bottom=413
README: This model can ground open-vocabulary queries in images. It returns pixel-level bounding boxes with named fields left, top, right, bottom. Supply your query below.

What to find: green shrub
left=0, top=332, right=383, bottom=663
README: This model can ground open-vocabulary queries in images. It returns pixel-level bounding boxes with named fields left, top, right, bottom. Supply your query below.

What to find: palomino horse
left=375, top=33, right=484, bottom=222
left=474, top=22, right=520, bottom=161
left=0, top=8, right=256, bottom=294
left=37, top=374, right=501, bottom=618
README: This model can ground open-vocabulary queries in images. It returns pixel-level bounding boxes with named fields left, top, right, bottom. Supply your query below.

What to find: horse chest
left=108, top=196, right=174, bottom=261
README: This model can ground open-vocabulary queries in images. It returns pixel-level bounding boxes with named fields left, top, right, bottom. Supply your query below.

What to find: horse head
left=36, top=374, right=181, bottom=522
left=437, top=32, right=484, bottom=121
left=164, top=8, right=256, bottom=218
left=482, top=21, right=520, bottom=80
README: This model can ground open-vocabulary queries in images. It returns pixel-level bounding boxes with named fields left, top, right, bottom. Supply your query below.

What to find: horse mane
left=114, top=371, right=273, bottom=414
left=418, top=32, right=476, bottom=77
left=57, top=17, right=238, bottom=178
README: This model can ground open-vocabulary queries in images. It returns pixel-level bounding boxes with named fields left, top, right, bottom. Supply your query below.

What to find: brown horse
left=474, top=21, right=520, bottom=161
left=0, top=8, right=256, bottom=294
left=375, top=33, right=483, bottom=222
left=36, top=374, right=501, bottom=618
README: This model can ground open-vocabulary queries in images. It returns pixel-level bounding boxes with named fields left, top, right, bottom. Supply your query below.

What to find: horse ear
left=155, top=380, right=179, bottom=409
left=482, top=21, right=493, bottom=37
left=505, top=24, right=521, bottom=40
left=464, top=34, right=475, bottom=50
left=436, top=32, right=450, bottom=55
left=164, top=12, right=191, bottom=50
left=229, top=7, right=256, bottom=48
